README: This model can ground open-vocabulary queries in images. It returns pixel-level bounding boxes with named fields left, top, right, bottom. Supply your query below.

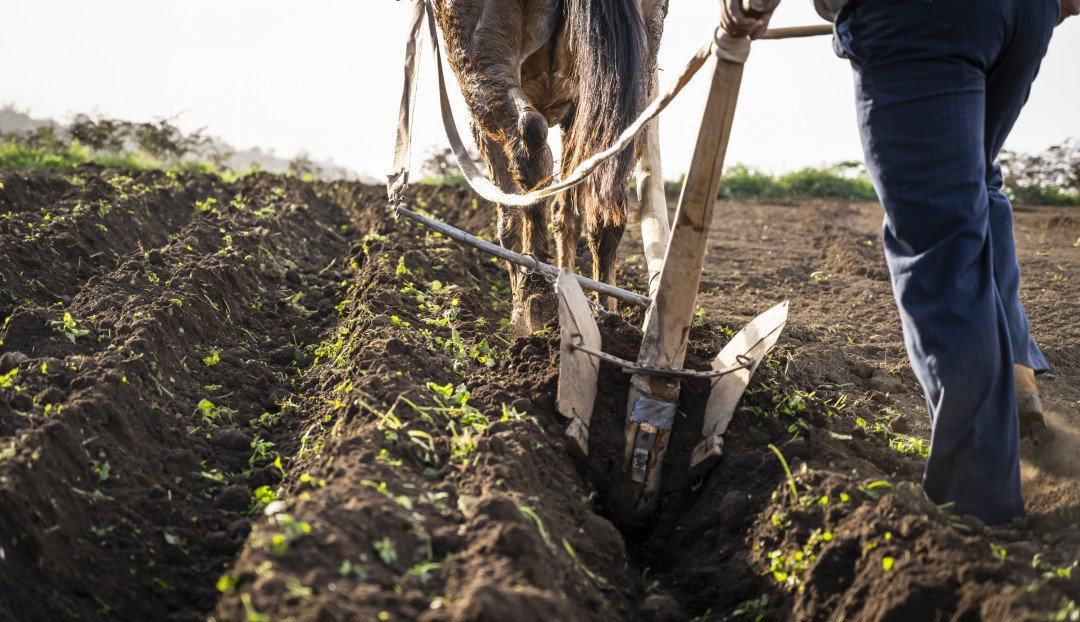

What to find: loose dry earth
left=0, top=167, right=1078, bottom=621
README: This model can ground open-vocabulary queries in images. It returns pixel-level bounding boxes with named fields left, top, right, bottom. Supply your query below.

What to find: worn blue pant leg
left=981, top=8, right=1055, bottom=372
left=987, top=166, right=1049, bottom=372
left=835, top=0, right=1055, bottom=524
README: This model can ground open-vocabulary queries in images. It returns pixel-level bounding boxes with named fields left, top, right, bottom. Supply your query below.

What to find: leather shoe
left=1015, top=363, right=1046, bottom=435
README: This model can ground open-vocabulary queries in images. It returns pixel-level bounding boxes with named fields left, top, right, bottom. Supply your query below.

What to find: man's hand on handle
left=1062, top=0, right=1080, bottom=25
left=720, top=0, right=781, bottom=39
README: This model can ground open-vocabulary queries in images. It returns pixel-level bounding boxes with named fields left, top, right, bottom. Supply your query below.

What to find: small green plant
left=1052, top=598, right=1080, bottom=622
left=407, top=561, right=444, bottom=586
left=0, top=369, right=17, bottom=390
left=691, top=307, right=707, bottom=327
left=861, top=480, right=893, bottom=500
left=268, top=513, right=311, bottom=558
left=362, top=480, right=414, bottom=511
left=447, top=421, right=477, bottom=464
left=855, top=415, right=930, bottom=458
left=1034, top=556, right=1075, bottom=581
left=240, top=593, right=270, bottom=622
left=375, top=448, right=402, bottom=466
left=731, top=594, right=769, bottom=621
left=767, top=529, right=833, bottom=586
left=191, top=399, right=237, bottom=435
left=420, top=491, right=452, bottom=516
left=517, top=504, right=554, bottom=551
left=51, top=312, right=89, bottom=343
left=409, top=382, right=491, bottom=465
left=499, top=403, right=526, bottom=422
left=767, top=444, right=799, bottom=504
left=194, top=197, right=218, bottom=214
left=248, top=436, right=276, bottom=470
left=407, top=430, right=440, bottom=466
left=642, top=568, right=662, bottom=596
left=338, top=559, right=368, bottom=580
left=563, top=538, right=610, bottom=590
left=216, top=573, right=238, bottom=594
left=888, top=433, right=929, bottom=458
left=202, top=349, right=220, bottom=367
left=373, top=537, right=397, bottom=565
left=251, top=485, right=278, bottom=513
left=90, top=460, right=111, bottom=483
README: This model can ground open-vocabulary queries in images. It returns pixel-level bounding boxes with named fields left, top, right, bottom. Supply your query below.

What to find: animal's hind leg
left=519, top=187, right=558, bottom=332
left=589, top=219, right=627, bottom=314
left=508, top=104, right=557, bottom=332
left=474, top=127, right=554, bottom=332
left=552, top=187, right=583, bottom=275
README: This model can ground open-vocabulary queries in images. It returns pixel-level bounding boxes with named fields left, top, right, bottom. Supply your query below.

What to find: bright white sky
left=2, top=1, right=1078, bottom=181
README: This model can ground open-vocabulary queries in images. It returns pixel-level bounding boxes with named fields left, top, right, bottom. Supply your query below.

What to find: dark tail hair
left=565, top=0, right=646, bottom=229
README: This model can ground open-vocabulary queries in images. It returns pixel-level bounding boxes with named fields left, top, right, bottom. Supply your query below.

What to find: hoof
left=524, top=291, right=558, bottom=332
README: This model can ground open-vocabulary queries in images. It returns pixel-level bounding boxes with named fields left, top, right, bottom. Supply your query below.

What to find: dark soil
left=1, top=168, right=1077, bottom=622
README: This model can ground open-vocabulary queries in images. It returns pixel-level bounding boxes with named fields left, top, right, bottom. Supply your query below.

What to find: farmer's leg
left=834, top=0, right=1049, bottom=524
left=981, top=0, right=1056, bottom=372
left=986, top=165, right=1049, bottom=373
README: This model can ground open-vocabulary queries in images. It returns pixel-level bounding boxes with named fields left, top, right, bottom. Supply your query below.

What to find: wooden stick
left=760, top=24, right=834, bottom=39
left=635, top=69, right=672, bottom=299
left=391, top=202, right=652, bottom=308
left=636, top=49, right=745, bottom=384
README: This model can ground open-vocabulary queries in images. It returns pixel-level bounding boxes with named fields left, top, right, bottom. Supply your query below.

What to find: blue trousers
left=834, top=0, right=1056, bottom=524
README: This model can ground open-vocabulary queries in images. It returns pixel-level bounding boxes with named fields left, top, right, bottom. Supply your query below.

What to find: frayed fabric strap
left=713, top=32, right=752, bottom=64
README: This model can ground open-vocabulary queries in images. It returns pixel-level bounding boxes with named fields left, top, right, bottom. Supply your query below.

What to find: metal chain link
left=569, top=333, right=753, bottom=380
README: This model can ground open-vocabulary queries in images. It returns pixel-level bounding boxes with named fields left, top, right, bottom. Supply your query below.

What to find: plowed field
left=1, top=167, right=1078, bottom=621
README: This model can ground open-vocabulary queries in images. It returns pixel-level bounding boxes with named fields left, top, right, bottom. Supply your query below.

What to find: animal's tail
left=565, top=0, right=646, bottom=230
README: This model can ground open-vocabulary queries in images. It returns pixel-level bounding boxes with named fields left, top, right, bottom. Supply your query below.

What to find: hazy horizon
left=2, top=1, right=1078, bottom=182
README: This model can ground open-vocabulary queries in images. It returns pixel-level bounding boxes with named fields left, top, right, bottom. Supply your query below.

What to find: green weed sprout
left=51, top=312, right=89, bottom=343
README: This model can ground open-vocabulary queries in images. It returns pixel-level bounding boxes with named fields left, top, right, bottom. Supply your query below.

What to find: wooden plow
left=556, top=1, right=794, bottom=518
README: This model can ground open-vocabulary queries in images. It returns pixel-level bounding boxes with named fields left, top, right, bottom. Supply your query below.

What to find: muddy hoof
left=524, top=291, right=557, bottom=332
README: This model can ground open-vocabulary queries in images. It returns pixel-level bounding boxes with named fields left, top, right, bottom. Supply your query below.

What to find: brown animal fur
left=431, top=0, right=667, bottom=329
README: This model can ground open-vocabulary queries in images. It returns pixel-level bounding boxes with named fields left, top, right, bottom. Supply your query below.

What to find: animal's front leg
left=475, top=127, right=553, bottom=332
